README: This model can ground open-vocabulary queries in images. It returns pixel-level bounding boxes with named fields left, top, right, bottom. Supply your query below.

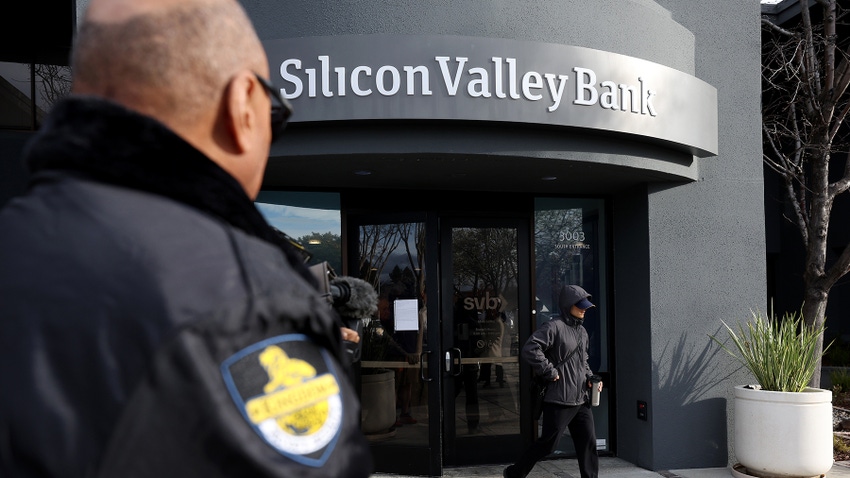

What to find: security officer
left=0, top=0, right=372, bottom=476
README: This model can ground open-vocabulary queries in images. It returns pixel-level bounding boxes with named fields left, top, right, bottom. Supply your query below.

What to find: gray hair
left=72, top=0, right=265, bottom=122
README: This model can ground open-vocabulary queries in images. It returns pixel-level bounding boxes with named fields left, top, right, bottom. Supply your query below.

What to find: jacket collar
left=24, top=96, right=316, bottom=286
left=562, top=314, right=584, bottom=327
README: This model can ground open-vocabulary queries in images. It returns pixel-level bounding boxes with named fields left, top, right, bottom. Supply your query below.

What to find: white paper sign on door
left=394, top=299, right=419, bottom=331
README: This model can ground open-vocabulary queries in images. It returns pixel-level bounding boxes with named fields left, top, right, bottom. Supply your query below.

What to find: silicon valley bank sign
left=264, top=35, right=718, bottom=157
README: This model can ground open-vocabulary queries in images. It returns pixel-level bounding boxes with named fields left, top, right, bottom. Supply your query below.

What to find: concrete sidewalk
left=373, top=457, right=850, bottom=478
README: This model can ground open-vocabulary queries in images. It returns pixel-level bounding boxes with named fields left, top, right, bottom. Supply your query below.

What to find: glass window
left=534, top=198, right=607, bottom=370
left=449, top=226, right=520, bottom=438
left=356, top=221, right=429, bottom=443
left=534, top=197, right=609, bottom=454
left=255, top=191, right=342, bottom=272
left=0, top=61, right=70, bottom=130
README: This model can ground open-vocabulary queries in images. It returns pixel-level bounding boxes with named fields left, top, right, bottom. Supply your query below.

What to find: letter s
left=280, top=59, right=303, bottom=99
left=464, top=297, right=474, bottom=310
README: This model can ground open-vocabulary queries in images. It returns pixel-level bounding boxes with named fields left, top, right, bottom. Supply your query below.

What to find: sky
left=255, top=203, right=341, bottom=240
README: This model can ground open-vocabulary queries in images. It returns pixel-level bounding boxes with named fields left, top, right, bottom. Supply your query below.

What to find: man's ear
left=224, top=71, right=263, bottom=154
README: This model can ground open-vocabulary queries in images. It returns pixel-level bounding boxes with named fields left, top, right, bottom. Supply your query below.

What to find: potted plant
left=711, top=308, right=833, bottom=478
left=359, top=318, right=397, bottom=437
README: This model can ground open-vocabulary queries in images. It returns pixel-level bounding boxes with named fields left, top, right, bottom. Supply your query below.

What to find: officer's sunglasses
left=254, top=73, right=293, bottom=142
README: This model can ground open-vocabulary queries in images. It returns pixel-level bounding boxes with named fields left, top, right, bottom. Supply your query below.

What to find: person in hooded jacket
left=0, top=0, right=372, bottom=477
left=504, top=285, right=603, bottom=478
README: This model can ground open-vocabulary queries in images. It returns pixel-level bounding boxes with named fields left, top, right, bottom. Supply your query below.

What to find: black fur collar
left=24, top=96, right=316, bottom=286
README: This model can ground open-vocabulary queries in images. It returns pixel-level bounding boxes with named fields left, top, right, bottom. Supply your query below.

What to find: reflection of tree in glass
left=359, top=224, right=406, bottom=289
left=382, top=264, right=421, bottom=323
left=32, top=64, right=72, bottom=111
left=388, top=265, right=417, bottom=293
left=534, top=209, right=582, bottom=287
left=452, top=228, right=517, bottom=295
left=535, top=209, right=582, bottom=251
left=404, top=223, right=426, bottom=297
left=296, top=232, right=341, bottom=273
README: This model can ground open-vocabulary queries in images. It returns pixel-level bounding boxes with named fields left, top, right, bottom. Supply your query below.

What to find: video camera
left=309, top=261, right=378, bottom=364
left=270, top=227, right=378, bottom=364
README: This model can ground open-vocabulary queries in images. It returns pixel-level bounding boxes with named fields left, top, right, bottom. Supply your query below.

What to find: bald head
left=72, top=0, right=267, bottom=125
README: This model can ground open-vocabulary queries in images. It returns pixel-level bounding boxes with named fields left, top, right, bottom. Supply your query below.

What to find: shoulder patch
left=221, top=334, right=343, bottom=467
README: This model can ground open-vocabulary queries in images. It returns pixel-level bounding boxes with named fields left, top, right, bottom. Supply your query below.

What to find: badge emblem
left=221, top=334, right=343, bottom=466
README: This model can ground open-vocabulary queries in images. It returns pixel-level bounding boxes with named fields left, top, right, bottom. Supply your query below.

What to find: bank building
left=0, top=1, right=766, bottom=475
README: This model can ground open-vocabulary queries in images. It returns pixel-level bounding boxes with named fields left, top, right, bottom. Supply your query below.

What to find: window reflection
left=450, top=227, right=520, bottom=437
left=255, top=191, right=341, bottom=270
left=357, top=221, right=428, bottom=443
left=534, top=198, right=605, bottom=370
left=0, top=61, right=70, bottom=130
left=534, top=197, right=609, bottom=454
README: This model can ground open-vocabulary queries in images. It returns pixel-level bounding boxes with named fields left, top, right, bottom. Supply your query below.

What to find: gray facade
left=245, top=0, right=763, bottom=472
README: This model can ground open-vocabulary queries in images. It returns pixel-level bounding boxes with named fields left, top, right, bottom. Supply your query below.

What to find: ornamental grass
left=710, top=308, right=830, bottom=392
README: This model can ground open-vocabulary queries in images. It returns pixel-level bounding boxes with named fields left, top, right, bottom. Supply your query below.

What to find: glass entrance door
left=274, top=193, right=610, bottom=475
left=349, top=215, right=441, bottom=476
left=440, top=218, right=530, bottom=466
left=349, top=214, right=532, bottom=474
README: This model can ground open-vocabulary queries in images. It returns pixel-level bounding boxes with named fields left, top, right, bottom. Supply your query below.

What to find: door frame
left=345, top=211, right=443, bottom=476
left=343, top=195, right=537, bottom=476
left=438, top=215, right=534, bottom=467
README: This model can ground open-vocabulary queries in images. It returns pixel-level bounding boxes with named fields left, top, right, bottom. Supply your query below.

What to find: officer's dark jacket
left=0, top=97, right=372, bottom=477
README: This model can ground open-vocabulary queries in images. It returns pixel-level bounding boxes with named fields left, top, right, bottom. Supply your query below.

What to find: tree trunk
left=762, top=0, right=850, bottom=391
left=802, top=286, right=828, bottom=388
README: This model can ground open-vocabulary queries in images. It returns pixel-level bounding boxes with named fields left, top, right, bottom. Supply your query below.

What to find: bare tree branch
left=840, top=151, right=850, bottom=195
left=825, top=242, right=850, bottom=288
left=762, top=17, right=797, bottom=37
left=800, top=1, right=823, bottom=100
left=762, top=0, right=850, bottom=386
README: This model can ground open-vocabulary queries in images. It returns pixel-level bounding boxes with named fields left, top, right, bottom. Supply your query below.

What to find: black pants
left=507, top=402, right=598, bottom=478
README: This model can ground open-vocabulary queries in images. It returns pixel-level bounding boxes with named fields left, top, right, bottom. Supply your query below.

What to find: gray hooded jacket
left=521, top=286, right=593, bottom=406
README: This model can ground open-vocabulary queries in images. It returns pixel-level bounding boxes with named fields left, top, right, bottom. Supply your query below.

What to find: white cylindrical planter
left=734, top=385, right=833, bottom=478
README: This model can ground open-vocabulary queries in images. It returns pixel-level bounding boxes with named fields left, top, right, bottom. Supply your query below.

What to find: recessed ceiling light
left=353, top=170, right=372, bottom=176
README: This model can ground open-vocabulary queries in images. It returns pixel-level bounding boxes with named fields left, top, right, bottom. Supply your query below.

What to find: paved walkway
left=372, top=457, right=850, bottom=478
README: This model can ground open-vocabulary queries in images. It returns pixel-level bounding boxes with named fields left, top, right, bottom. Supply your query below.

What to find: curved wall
left=247, top=1, right=706, bottom=191
left=250, top=1, right=694, bottom=74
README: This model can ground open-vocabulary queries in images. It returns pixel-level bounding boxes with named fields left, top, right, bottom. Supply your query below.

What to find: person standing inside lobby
left=504, top=285, right=603, bottom=478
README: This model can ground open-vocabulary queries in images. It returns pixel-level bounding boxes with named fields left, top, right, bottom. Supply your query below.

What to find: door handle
left=445, top=347, right=462, bottom=376
left=420, top=350, right=433, bottom=382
